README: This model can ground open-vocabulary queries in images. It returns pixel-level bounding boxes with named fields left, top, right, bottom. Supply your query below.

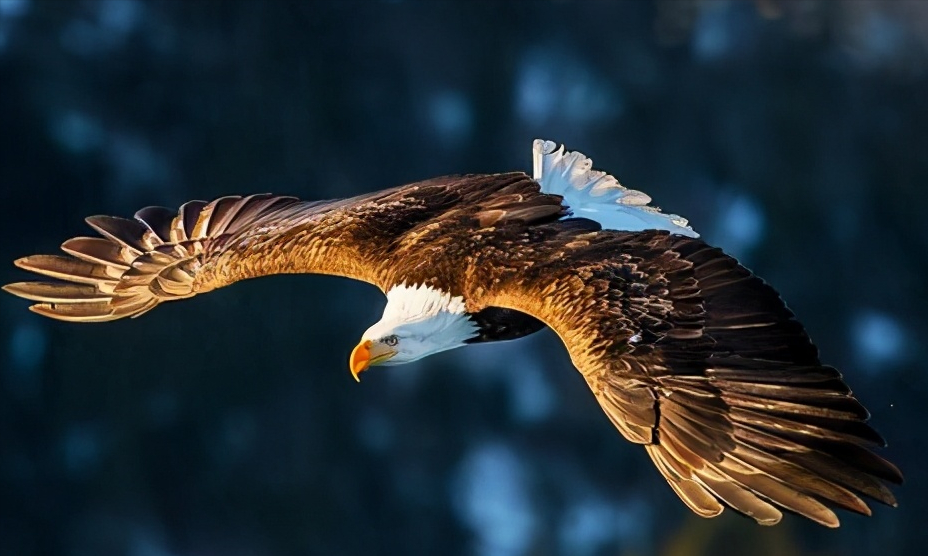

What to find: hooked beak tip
left=350, top=339, right=372, bottom=382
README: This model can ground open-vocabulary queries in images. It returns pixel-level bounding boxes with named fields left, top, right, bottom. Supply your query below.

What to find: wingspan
left=472, top=228, right=901, bottom=527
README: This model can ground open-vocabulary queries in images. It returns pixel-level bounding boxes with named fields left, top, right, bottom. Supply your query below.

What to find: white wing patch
left=533, top=139, right=698, bottom=237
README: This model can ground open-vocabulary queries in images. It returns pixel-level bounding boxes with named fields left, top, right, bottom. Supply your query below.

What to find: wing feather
left=84, top=216, right=151, bottom=255
left=646, top=444, right=724, bottom=517
left=60, top=237, right=132, bottom=269
left=133, top=206, right=177, bottom=242
left=2, top=282, right=111, bottom=303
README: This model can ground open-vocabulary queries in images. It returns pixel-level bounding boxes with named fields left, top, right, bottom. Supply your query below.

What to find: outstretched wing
left=3, top=173, right=538, bottom=322
left=471, top=229, right=901, bottom=527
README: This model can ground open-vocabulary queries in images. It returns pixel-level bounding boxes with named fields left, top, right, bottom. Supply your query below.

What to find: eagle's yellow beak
left=350, top=339, right=397, bottom=382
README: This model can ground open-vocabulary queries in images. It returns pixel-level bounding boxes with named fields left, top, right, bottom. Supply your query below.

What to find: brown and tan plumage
left=3, top=140, right=901, bottom=527
left=4, top=176, right=535, bottom=320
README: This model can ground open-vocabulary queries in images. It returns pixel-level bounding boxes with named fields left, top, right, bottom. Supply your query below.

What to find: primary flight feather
left=4, top=139, right=901, bottom=527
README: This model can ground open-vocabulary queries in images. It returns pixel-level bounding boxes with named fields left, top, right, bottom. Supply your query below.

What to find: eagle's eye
left=383, top=335, right=399, bottom=347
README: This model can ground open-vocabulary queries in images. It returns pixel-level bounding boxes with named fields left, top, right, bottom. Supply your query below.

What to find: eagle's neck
left=382, top=282, right=470, bottom=321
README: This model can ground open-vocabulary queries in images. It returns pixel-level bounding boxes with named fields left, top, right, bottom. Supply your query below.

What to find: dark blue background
left=1, top=1, right=925, bottom=555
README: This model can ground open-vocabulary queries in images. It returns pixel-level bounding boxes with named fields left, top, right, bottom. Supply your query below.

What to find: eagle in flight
left=4, top=139, right=901, bottom=527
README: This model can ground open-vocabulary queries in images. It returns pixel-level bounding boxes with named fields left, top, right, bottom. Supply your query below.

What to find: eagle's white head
left=350, top=283, right=479, bottom=380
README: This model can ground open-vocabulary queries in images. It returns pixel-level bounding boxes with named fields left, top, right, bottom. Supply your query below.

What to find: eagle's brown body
left=4, top=168, right=901, bottom=527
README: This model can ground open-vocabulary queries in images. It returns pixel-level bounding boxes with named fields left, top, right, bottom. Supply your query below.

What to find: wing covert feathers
left=475, top=230, right=900, bottom=527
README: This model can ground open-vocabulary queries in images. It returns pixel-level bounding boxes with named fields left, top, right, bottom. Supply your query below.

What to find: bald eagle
left=4, top=140, right=901, bottom=527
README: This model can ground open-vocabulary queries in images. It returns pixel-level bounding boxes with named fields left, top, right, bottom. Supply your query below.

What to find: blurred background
left=1, top=1, right=926, bottom=555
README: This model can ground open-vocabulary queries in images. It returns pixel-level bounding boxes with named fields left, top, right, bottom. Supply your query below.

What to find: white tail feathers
left=532, top=139, right=698, bottom=237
